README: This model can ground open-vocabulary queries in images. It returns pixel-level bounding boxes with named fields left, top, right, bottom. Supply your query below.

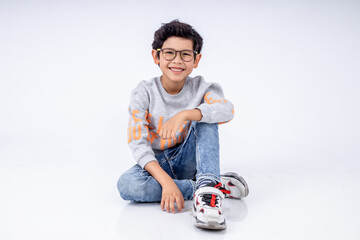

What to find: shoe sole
left=194, top=218, right=227, bottom=230
left=221, top=172, right=249, bottom=198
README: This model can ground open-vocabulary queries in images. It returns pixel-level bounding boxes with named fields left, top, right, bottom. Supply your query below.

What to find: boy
left=117, top=20, right=249, bottom=230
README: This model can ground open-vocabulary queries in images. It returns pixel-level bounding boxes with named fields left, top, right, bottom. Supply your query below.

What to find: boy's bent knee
left=117, top=167, right=162, bottom=202
left=194, top=122, right=218, bottom=128
left=193, top=122, right=218, bottom=134
left=117, top=173, right=132, bottom=200
left=117, top=167, right=142, bottom=201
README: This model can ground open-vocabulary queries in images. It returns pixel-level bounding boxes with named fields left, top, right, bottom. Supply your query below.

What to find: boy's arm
left=159, top=109, right=202, bottom=139
left=128, top=82, right=185, bottom=213
left=128, top=82, right=157, bottom=168
left=144, top=161, right=184, bottom=213
left=158, top=83, right=233, bottom=140
left=196, top=83, right=234, bottom=124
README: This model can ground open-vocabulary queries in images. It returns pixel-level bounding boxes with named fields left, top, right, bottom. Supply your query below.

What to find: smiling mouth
left=169, top=67, right=184, bottom=72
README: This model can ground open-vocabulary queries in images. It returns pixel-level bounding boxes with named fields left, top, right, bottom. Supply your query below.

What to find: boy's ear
left=152, top=49, right=160, bottom=65
left=193, top=53, right=202, bottom=68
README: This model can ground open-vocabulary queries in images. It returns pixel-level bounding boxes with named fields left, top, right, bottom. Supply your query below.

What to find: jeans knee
left=117, top=169, right=161, bottom=202
left=117, top=173, right=131, bottom=200
left=193, top=122, right=218, bottom=136
left=195, top=122, right=218, bottom=129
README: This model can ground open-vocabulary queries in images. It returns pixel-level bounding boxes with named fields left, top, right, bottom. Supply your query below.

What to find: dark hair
left=152, top=20, right=203, bottom=58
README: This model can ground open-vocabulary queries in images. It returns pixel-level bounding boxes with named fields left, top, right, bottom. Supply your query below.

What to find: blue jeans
left=117, top=122, right=221, bottom=202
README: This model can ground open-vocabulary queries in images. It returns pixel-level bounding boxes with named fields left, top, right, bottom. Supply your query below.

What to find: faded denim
left=117, top=122, right=221, bottom=202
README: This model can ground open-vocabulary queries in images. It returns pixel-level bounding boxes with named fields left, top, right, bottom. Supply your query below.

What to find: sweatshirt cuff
left=138, top=155, right=157, bottom=169
left=197, top=104, right=212, bottom=123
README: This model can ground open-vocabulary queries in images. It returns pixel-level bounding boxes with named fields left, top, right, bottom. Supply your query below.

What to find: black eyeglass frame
left=156, top=48, right=198, bottom=62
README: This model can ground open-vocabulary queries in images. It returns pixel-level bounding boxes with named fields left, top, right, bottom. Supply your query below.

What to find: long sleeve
left=127, top=82, right=157, bottom=169
left=126, top=76, right=234, bottom=166
left=197, top=83, right=234, bottom=124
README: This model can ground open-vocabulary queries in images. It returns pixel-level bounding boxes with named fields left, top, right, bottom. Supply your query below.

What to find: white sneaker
left=220, top=172, right=249, bottom=199
left=192, top=186, right=226, bottom=230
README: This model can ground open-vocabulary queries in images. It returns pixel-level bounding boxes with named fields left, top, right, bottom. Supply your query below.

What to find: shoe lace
left=202, top=194, right=219, bottom=207
left=214, top=183, right=231, bottom=195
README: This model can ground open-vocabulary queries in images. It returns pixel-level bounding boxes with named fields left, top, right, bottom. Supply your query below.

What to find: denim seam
left=167, top=159, right=178, bottom=179
left=139, top=169, right=148, bottom=177
left=169, top=122, right=195, bottom=161
left=195, top=123, right=201, bottom=181
left=157, top=157, right=166, bottom=165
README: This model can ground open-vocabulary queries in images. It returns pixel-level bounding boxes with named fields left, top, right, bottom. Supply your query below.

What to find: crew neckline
left=157, top=76, right=189, bottom=98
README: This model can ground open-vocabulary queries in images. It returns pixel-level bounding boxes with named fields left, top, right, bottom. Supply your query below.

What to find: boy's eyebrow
left=161, top=47, right=194, bottom=51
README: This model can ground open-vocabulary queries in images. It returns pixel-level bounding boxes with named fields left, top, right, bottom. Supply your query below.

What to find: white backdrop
left=1, top=0, right=359, bottom=172
left=0, top=1, right=360, bottom=238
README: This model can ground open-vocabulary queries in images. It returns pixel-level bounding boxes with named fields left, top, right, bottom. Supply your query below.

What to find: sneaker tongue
left=202, top=194, right=219, bottom=207
left=204, top=181, right=220, bottom=188
left=202, top=194, right=213, bottom=199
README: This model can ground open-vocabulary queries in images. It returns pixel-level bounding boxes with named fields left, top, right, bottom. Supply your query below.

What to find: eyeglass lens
left=162, top=49, right=194, bottom=62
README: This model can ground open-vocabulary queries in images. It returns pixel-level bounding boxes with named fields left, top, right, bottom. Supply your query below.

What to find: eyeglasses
left=157, top=48, right=198, bottom=62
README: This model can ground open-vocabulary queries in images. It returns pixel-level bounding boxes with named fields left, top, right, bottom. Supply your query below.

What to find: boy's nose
left=172, top=52, right=183, bottom=63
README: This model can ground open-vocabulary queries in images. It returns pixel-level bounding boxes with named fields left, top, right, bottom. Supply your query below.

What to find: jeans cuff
left=196, top=173, right=221, bottom=186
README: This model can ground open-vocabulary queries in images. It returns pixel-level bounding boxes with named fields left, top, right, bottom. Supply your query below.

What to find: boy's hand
left=159, top=111, right=187, bottom=140
left=161, top=181, right=185, bottom=213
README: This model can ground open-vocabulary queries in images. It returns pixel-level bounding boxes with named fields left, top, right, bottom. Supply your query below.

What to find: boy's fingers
left=166, top=199, right=170, bottom=212
left=163, top=198, right=167, bottom=212
left=170, top=199, right=175, bottom=213
left=176, top=197, right=183, bottom=212
left=161, top=198, right=165, bottom=210
left=164, top=130, right=169, bottom=140
left=160, top=129, right=165, bottom=139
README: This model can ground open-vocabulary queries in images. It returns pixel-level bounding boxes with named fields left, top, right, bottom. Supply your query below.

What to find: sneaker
left=192, top=186, right=226, bottom=230
left=219, top=172, right=249, bottom=199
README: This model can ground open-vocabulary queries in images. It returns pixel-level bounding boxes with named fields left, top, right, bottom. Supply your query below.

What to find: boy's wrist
left=144, top=161, right=175, bottom=186
left=182, top=109, right=202, bottom=121
left=161, top=179, right=177, bottom=188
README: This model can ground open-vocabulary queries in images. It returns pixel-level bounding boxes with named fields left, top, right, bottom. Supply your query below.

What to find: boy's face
left=152, top=36, right=202, bottom=86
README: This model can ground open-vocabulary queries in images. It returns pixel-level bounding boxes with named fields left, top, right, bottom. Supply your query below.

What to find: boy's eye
left=164, top=51, right=175, bottom=54
left=182, top=52, right=191, bottom=56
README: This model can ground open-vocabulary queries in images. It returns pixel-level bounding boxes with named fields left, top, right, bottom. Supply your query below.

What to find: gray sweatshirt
left=127, top=75, right=234, bottom=168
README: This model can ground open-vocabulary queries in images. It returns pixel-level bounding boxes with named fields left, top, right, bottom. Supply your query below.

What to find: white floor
left=1, top=137, right=359, bottom=240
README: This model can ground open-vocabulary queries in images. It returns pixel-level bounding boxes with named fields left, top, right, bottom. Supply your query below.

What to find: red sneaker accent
left=210, top=194, right=216, bottom=207
left=227, top=181, right=235, bottom=187
left=215, top=182, right=231, bottom=195
left=220, top=189, right=231, bottom=195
